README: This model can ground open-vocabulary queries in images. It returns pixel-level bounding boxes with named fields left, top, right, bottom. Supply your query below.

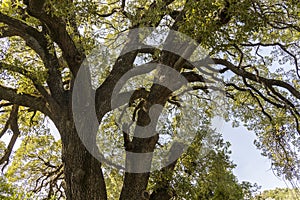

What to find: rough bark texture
left=55, top=114, right=107, bottom=200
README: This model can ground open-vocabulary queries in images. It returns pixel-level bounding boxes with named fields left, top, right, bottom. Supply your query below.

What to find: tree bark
left=55, top=114, right=107, bottom=200
left=119, top=172, right=151, bottom=200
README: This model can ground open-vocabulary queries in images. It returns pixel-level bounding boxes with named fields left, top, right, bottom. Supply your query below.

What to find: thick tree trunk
left=55, top=116, right=107, bottom=200
left=119, top=172, right=151, bottom=200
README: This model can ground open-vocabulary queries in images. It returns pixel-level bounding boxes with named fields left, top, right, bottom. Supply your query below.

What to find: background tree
left=0, top=0, right=299, bottom=199
left=6, top=134, right=63, bottom=199
left=254, top=188, right=300, bottom=200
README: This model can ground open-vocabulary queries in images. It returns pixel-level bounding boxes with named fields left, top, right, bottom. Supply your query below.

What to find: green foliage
left=254, top=188, right=300, bottom=200
left=0, top=176, right=15, bottom=199
left=5, top=133, right=63, bottom=199
left=103, top=167, right=123, bottom=200
left=227, top=70, right=300, bottom=181
left=147, top=129, right=258, bottom=200
left=0, top=176, right=34, bottom=200
left=0, top=0, right=299, bottom=199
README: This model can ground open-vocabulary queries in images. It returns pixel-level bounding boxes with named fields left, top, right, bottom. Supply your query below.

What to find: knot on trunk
left=141, top=190, right=150, bottom=199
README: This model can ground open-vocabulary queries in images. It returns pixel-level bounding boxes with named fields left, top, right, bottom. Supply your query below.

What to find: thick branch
left=25, top=0, right=83, bottom=77
left=95, top=50, right=138, bottom=119
left=212, top=58, right=300, bottom=100
left=120, top=44, right=191, bottom=200
left=0, top=12, right=47, bottom=60
left=0, top=62, right=50, bottom=98
left=0, top=85, right=51, bottom=116
left=0, top=12, right=65, bottom=106
left=181, top=71, right=206, bottom=83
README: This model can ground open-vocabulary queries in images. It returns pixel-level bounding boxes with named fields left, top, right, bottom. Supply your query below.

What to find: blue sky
left=221, top=121, right=290, bottom=190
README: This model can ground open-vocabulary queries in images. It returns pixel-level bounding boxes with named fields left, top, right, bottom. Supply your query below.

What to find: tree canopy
left=254, top=188, right=300, bottom=200
left=0, top=0, right=299, bottom=199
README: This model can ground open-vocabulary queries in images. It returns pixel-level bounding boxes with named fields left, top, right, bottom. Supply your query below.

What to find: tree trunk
left=55, top=115, right=107, bottom=200
left=119, top=172, right=151, bottom=200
